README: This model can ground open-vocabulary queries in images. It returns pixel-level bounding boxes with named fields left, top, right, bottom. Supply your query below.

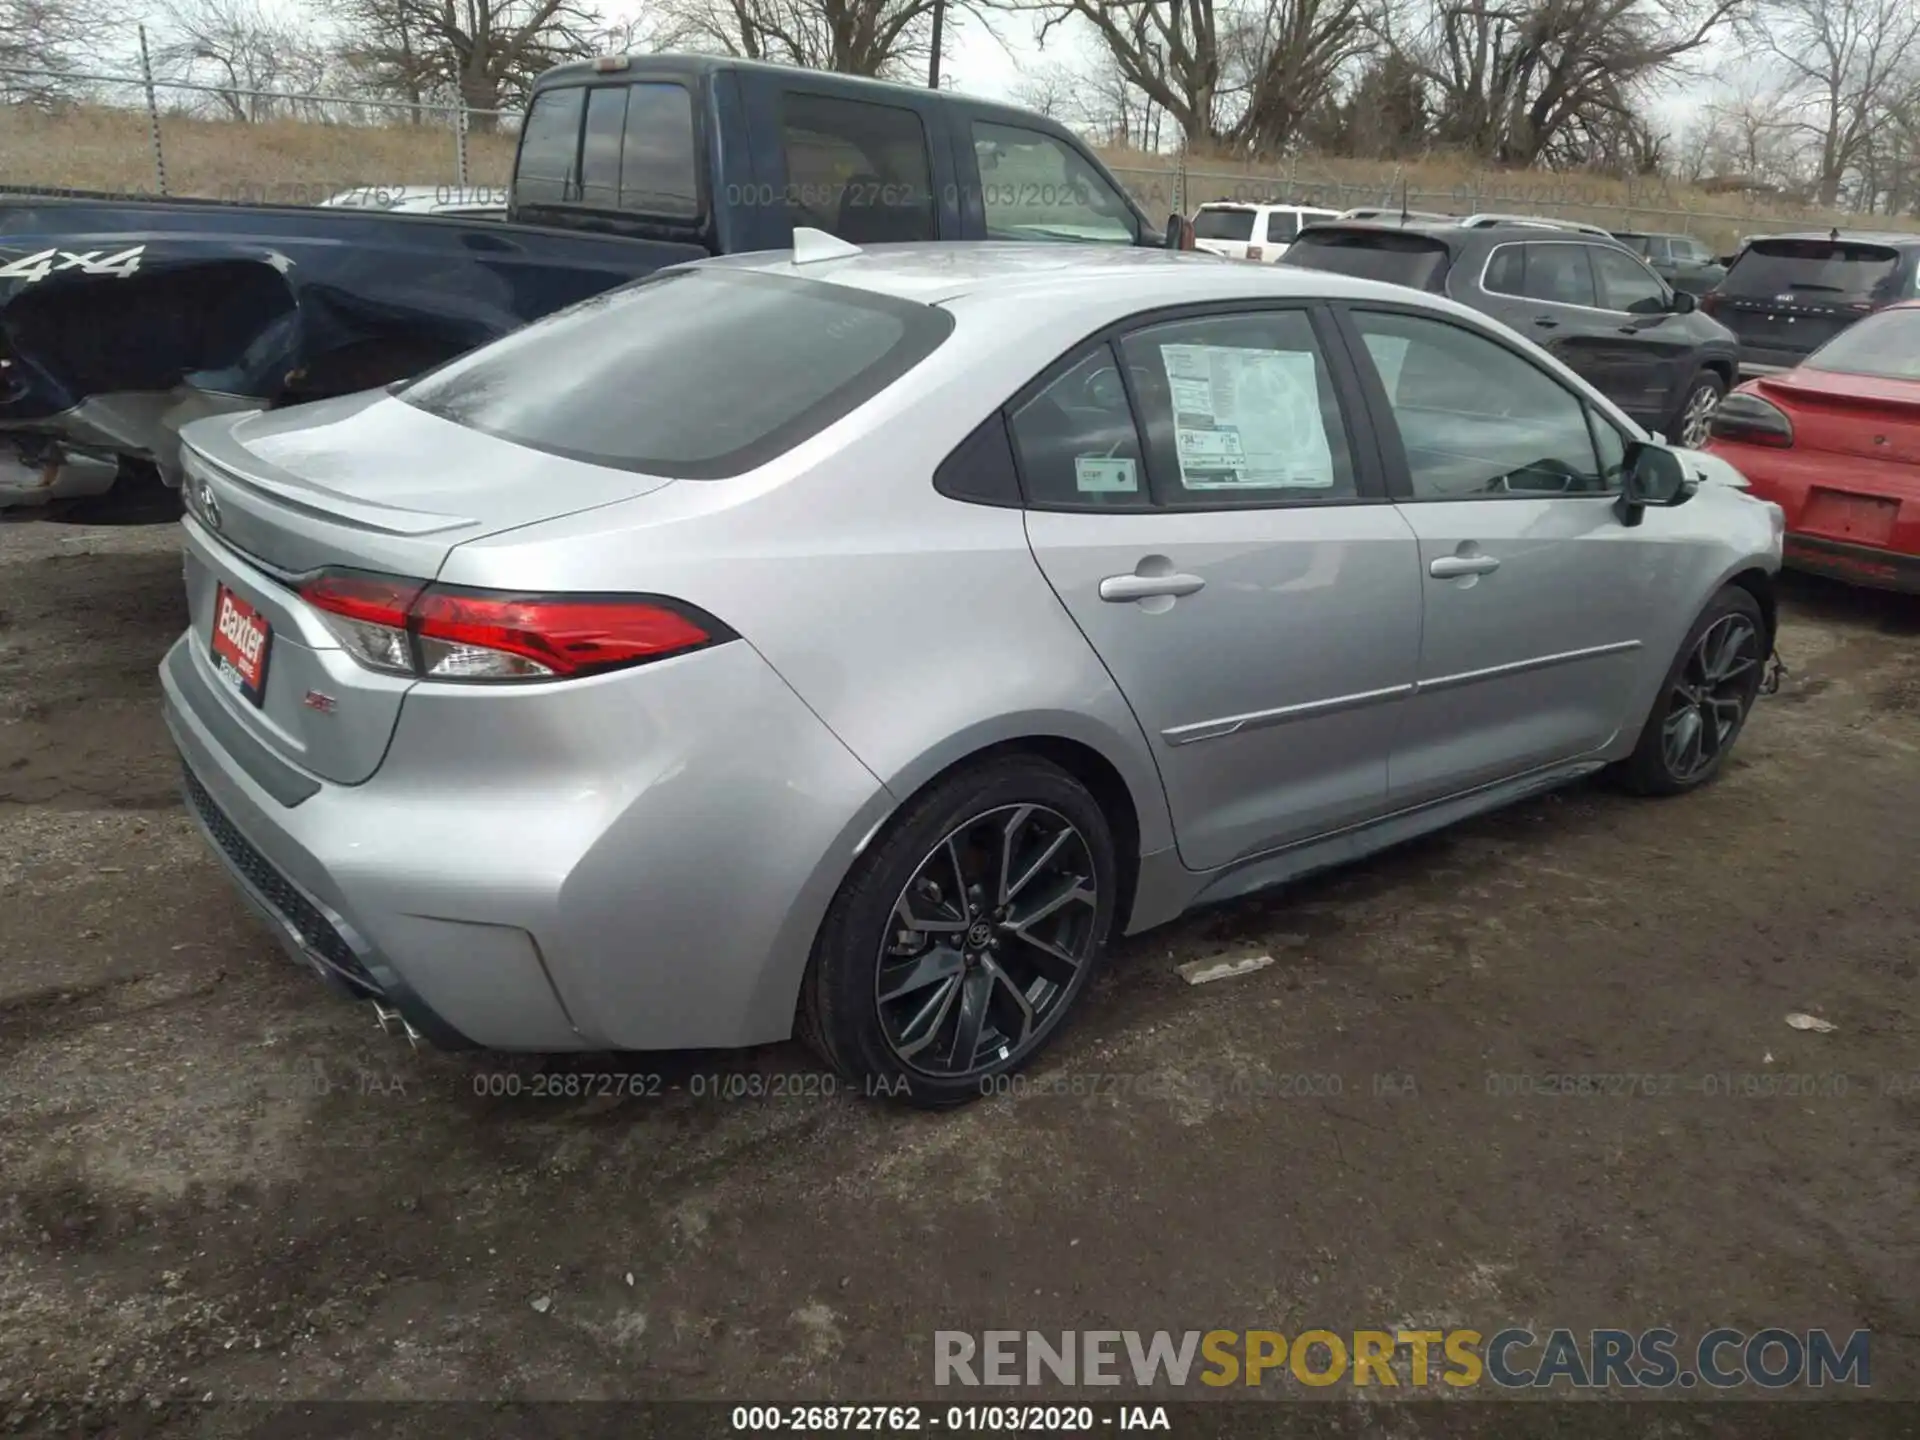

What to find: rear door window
left=1723, top=240, right=1902, bottom=301
left=1281, top=230, right=1452, bottom=288
left=1519, top=243, right=1598, bottom=307
left=1265, top=211, right=1300, bottom=244
left=515, top=86, right=586, bottom=204
left=1591, top=246, right=1668, bottom=314
left=398, top=271, right=952, bottom=479
left=780, top=93, right=935, bottom=244
left=1008, top=347, right=1150, bottom=509
left=1118, top=309, right=1357, bottom=505
left=1194, top=208, right=1255, bottom=241
left=973, top=121, right=1137, bottom=244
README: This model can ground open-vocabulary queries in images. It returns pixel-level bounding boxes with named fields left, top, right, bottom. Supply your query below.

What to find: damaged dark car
left=0, top=53, right=1169, bottom=521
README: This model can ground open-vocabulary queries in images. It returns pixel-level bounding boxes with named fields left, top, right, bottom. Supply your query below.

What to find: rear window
left=397, top=271, right=953, bottom=479
left=1723, top=240, right=1903, bottom=301
left=1614, top=234, right=1651, bottom=255
left=1281, top=230, right=1451, bottom=289
left=1804, top=307, right=1920, bottom=380
left=515, top=81, right=699, bottom=218
left=1194, top=208, right=1255, bottom=242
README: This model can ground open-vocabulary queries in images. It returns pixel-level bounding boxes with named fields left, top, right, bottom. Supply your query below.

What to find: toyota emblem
left=198, top=479, right=222, bottom=530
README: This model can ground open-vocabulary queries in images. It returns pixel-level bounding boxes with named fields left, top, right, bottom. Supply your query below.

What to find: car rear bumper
left=1784, top=534, right=1920, bottom=593
left=161, top=629, right=893, bottom=1052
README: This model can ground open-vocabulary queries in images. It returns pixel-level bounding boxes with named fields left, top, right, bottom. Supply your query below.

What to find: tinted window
left=1351, top=310, right=1610, bottom=498
left=515, top=86, right=584, bottom=204
left=1484, top=245, right=1525, bottom=296
left=781, top=92, right=934, bottom=244
left=1266, top=211, right=1299, bottom=243
left=1615, top=234, right=1650, bottom=256
left=1591, top=247, right=1668, bottom=314
left=1282, top=231, right=1451, bottom=288
left=1119, top=310, right=1356, bottom=505
left=399, top=271, right=952, bottom=479
left=974, top=122, right=1136, bottom=244
left=1194, top=208, right=1255, bottom=241
left=1723, top=240, right=1902, bottom=301
left=1520, top=243, right=1597, bottom=307
left=1008, top=346, right=1149, bottom=509
left=1645, top=236, right=1671, bottom=260
left=619, top=83, right=700, bottom=216
left=1804, top=307, right=1920, bottom=380
left=579, top=87, right=626, bottom=208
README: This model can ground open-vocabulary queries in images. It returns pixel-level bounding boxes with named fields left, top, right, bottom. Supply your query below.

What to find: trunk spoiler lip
left=179, top=412, right=480, bottom=537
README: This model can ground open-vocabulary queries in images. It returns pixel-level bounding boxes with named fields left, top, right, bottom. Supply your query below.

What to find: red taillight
left=1706, top=391, right=1794, bottom=449
left=1246, top=244, right=1264, bottom=262
left=412, top=589, right=718, bottom=679
left=299, top=569, right=728, bottom=682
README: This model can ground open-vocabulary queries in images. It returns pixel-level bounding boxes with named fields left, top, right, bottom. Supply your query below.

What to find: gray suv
left=1282, top=221, right=1742, bottom=447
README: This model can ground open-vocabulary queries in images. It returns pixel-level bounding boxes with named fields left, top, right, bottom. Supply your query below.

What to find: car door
left=1334, top=304, right=1684, bottom=809
left=1018, top=304, right=1422, bottom=873
left=1586, top=244, right=1695, bottom=427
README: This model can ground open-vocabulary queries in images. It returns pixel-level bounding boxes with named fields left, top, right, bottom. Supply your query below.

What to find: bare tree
left=0, top=0, right=109, bottom=104
left=153, top=0, right=336, bottom=121
left=1743, top=0, right=1920, bottom=206
left=660, top=0, right=940, bottom=75
left=1413, top=0, right=1743, bottom=167
left=334, top=0, right=603, bottom=125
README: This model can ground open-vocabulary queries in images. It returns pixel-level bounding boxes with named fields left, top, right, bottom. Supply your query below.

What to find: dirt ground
left=1, top=519, right=1917, bottom=1431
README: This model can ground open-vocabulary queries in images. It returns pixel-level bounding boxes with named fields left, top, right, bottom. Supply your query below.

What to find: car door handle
left=1429, top=555, right=1500, bottom=578
left=1099, top=572, right=1206, bottom=602
left=1617, top=324, right=1641, bottom=334
left=1532, top=316, right=1559, bottom=329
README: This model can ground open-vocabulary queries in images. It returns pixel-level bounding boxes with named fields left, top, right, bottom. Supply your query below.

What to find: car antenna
left=1399, top=178, right=1409, bottom=227
left=1829, top=225, right=1841, bottom=242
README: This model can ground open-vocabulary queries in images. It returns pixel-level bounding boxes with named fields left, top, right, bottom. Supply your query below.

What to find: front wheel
left=799, top=756, right=1118, bottom=1108
left=1614, top=586, right=1767, bottom=796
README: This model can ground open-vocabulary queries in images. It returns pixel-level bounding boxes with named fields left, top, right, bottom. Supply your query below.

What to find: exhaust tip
left=371, top=1000, right=422, bottom=1049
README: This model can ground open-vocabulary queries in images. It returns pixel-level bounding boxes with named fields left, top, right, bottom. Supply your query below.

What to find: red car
left=1703, top=300, right=1920, bottom=593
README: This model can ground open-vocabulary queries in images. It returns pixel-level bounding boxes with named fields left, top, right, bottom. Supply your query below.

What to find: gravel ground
left=1, top=520, right=1917, bottom=1432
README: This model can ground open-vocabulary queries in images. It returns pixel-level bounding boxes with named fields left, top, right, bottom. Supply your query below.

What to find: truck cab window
left=516, top=86, right=586, bottom=204
left=576, top=83, right=699, bottom=217
left=779, top=93, right=935, bottom=244
left=972, top=122, right=1135, bottom=244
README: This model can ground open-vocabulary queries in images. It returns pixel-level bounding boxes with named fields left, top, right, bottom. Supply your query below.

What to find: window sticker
left=1159, top=343, right=1335, bottom=489
left=1074, top=456, right=1139, bottom=492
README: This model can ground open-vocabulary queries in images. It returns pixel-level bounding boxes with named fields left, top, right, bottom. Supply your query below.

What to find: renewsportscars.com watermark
left=933, top=1328, right=1871, bottom=1391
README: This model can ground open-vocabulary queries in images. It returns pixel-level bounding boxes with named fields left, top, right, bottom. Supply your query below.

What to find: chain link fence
left=0, top=52, right=522, bottom=205
left=0, top=58, right=1905, bottom=252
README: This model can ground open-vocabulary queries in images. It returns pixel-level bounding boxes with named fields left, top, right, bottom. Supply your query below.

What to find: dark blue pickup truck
left=0, top=54, right=1179, bottom=520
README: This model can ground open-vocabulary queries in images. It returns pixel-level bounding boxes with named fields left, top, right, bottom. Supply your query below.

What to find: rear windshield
left=1614, top=234, right=1651, bottom=255
left=1194, top=207, right=1255, bottom=241
left=1804, top=307, right=1920, bottom=380
left=1282, top=231, right=1452, bottom=289
left=1722, top=240, right=1902, bottom=301
left=398, top=270, right=953, bottom=478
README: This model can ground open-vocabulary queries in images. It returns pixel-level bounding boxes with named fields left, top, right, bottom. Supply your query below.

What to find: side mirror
left=1669, top=289, right=1697, bottom=314
left=1616, top=440, right=1692, bottom=526
left=1165, top=213, right=1195, bottom=250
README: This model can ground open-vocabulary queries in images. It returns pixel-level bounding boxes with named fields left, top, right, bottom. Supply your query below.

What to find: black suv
left=1280, top=220, right=1740, bottom=446
left=1611, top=231, right=1727, bottom=295
left=1702, top=231, right=1920, bottom=376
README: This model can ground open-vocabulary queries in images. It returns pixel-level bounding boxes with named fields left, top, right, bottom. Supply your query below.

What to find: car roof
left=1749, top=230, right=1920, bottom=247
left=690, top=238, right=1466, bottom=310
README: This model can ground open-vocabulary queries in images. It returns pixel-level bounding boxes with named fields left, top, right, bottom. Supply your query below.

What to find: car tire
left=1613, top=585, right=1767, bottom=797
left=799, top=755, right=1119, bottom=1109
left=1671, top=369, right=1726, bottom=448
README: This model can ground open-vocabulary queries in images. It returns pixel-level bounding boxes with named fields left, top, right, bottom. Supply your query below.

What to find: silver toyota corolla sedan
left=161, top=236, right=1784, bottom=1106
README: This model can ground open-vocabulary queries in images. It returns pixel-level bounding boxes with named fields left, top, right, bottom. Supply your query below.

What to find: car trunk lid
left=176, top=392, right=676, bottom=786
left=1756, top=369, right=1920, bottom=468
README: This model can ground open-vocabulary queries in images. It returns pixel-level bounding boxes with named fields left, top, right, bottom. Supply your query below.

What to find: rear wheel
left=1614, top=586, right=1767, bottom=796
left=800, top=756, right=1117, bottom=1108
left=1672, top=370, right=1726, bottom=448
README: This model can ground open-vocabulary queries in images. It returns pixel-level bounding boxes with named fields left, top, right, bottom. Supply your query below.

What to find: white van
left=1190, top=202, right=1342, bottom=263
